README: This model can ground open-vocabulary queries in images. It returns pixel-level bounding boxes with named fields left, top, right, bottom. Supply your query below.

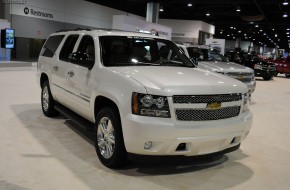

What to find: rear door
left=39, top=35, right=65, bottom=100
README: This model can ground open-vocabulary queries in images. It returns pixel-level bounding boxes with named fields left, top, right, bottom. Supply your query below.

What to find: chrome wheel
left=97, top=117, right=115, bottom=159
left=42, top=86, right=49, bottom=111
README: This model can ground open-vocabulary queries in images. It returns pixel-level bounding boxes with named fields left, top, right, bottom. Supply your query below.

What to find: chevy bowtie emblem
left=207, top=102, right=221, bottom=110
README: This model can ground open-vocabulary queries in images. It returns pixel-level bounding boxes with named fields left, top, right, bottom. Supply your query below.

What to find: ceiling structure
left=86, top=0, right=290, bottom=50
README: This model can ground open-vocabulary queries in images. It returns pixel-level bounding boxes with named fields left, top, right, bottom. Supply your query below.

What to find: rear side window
left=40, top=35, right=64, bottom=58
left=59, top=34, right=79, bottom=62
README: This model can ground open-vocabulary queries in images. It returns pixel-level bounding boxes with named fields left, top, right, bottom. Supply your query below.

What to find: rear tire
left=41, top=81, right=58, bottom=117
left=95, top=107, right=127, bottom=168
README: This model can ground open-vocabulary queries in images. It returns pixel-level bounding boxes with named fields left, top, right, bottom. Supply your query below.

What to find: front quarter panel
left=90, top=66, right=147, bottom=123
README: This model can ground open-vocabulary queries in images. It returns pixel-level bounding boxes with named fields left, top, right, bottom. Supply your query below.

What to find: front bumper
left=122, top=111, right=253, bottom=156
left=255, top=69, right=275, bottom=77
left=245, top=81, right=256, bottom=94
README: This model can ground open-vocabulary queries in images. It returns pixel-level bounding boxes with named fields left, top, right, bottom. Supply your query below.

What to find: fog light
left=144, top=141, right=152, bottom=149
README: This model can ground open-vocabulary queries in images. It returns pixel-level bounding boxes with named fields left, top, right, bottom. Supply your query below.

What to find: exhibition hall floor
left=0, top=67, right=289, bottom=190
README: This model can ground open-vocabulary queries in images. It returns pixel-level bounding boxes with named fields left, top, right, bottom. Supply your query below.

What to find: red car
left=273, top=56, right=290, bottom=77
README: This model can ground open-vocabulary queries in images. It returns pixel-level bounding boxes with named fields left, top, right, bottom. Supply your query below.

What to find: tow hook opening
left=176, top=143, right=186, bottom=151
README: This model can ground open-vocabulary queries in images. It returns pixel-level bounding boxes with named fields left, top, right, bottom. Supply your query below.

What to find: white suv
left=37, top=29, right=253, bottom=168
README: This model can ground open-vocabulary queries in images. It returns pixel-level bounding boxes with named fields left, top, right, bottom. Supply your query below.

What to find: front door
left=65, top=35, right=96, bottom=118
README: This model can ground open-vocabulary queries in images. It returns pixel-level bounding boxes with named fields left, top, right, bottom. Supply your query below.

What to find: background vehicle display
left=177, top=44, right=256, bottom=94
left=272, top=56, right=290, bottom=78
left=228, top=52, right=276, bottom=81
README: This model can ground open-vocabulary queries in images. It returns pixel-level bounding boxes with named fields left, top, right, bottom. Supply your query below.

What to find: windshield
left=244, top=54, right=259, bottom=61
left=100, top=36, right=194, bottom=68
left=186, top=47, right=228, bottom=62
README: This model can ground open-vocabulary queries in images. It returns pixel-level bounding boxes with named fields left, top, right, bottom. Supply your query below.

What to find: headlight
left=254, top=64, right=262, bottom=70
left=132, top=92, right=171, bottom=118
left=242, top=93, right=250, bottom=112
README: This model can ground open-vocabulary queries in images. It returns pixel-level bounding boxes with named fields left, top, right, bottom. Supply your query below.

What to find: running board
left=54, top=102, right=94, bottom=131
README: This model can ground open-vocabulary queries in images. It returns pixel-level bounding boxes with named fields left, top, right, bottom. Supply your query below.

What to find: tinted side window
left=40, top=35, right=64, bottom=58
left=59, top=35, right=79, bottom=62
left=77, top=35, right=95, bottom=60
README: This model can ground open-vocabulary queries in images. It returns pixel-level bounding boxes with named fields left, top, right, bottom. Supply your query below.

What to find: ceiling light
left=250, top=22, right=254, bottom=24
left=236, top=6, right=241, bottom=12
left=187, top=2, right=192, bottom=7
left=288, top=36, right=290, bottom=37
left=272, top=28, right=275, bottom=31
left=287, top=32, right=290, bottom=34
left=287, top=28, right=290, bottom=30
left=260, top=29, right=263, bottom=32
left=159, top=6, right=164, bottom=12
left=283, top=13, right=288, bottom=17
left=283, top=0, right=289, bottom=5
left=206, top=11, right=210, bottom=16
left=230, top=26, right=234, bottom=29
left=227, top=34, right=230, bottom=37
left=255, top=25, right=259, bottom=28
left=275, top=34, right=278, bottom=37
left=238, top=30, right=242, bottom=33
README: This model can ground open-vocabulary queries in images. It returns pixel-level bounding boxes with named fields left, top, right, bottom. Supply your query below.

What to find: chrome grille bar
left=172, top=94, right=242, bottom=104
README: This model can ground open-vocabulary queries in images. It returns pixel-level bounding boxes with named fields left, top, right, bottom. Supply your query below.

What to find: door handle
left=53, top=66, right=59, bottom=71
left=68, top=71, right=74, bottom=77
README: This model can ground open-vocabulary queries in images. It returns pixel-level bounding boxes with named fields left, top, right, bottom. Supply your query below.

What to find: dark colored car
left=228, top=52, right=276, bottom=81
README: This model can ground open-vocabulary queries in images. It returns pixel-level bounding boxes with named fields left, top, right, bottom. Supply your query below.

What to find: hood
left=110, top=66, right=247, bottom=96
left=198, top=61, right=254, bottom=74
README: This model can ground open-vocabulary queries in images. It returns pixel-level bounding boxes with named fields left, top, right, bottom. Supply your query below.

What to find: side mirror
left=68, top=52, right=94, bottom=70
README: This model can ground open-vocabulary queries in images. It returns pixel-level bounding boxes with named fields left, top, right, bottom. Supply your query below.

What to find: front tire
left=285, top=74, right=290, bottom=78
left=263, top=76, right=273, bottom=80
left=41, top=81, right=58, bottom=117
left=95, top=107, right=127, bottom=168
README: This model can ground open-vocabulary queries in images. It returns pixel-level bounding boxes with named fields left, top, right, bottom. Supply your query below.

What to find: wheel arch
left=40, top=72, right=49, bottom=87
left=94, top=96, right=121, bottom=122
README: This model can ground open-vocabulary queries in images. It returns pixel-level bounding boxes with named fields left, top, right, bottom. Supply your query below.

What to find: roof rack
left=56, top=27, right=92, bottom=33
left=55, top=27, right=158, bottom=36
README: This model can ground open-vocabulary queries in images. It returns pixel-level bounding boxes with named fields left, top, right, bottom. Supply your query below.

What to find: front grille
left=233, top=77, right=252, bottom=83
left=262, top=66, right=276, bottom=71
left=173, top=94, right=242, bottom=104
left=175, top=106, right=241, bottom=121
left=226, top=72, right=253, bottom=77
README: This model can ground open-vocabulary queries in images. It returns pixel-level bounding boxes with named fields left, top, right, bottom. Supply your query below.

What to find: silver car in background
left=177, top=43, right=256, bottom=94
